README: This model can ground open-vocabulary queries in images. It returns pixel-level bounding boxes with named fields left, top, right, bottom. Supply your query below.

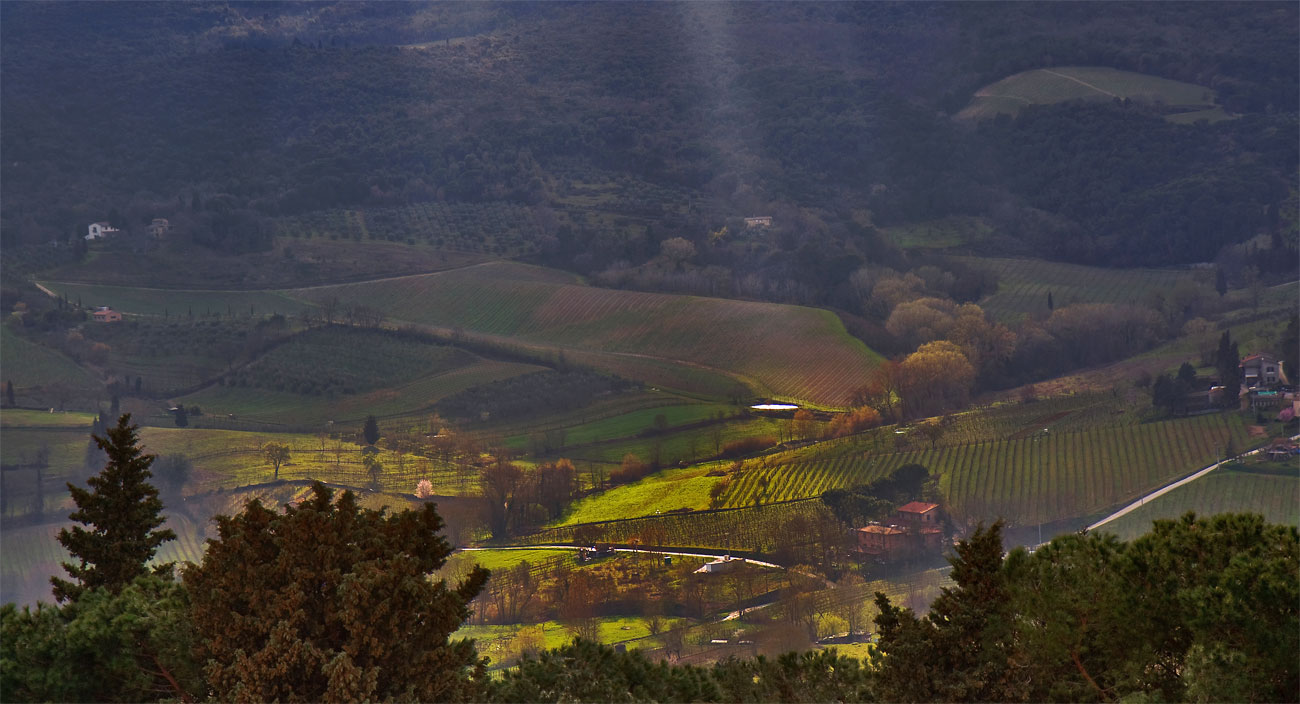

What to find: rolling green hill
left=1, top=326, right=100, bottom=395
left=953, top=256, right=1201, bottom=322
left=293, top=262, right=883, bottom=407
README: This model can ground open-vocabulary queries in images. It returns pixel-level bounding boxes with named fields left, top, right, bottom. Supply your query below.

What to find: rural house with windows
left=1240, top=353, right=1284, bottom=388
left=85, top=221, right=120, bottom=240
left=91, top=307, right=122, bottom=323
left=855, top=501, right=946, bottom=563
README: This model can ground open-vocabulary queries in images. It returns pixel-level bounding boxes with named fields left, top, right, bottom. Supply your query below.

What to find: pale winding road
left=1078, top=433, right=1299, bottom=538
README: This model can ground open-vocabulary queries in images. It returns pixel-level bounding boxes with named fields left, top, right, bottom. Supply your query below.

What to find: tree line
left=3, top=415, right=1294, bottom=701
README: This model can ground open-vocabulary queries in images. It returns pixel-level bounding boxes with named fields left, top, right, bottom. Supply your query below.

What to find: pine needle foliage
left=183, top=481, right=489, bottom=702
left=52, top=414, right=175, bottom=603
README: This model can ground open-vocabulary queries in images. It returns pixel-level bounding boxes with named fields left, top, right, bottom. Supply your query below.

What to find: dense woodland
left=2, top=3, right=1296, bottom=276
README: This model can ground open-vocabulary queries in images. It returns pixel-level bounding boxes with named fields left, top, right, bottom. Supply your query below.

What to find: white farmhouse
left=86, top=221, right=120, bottom=240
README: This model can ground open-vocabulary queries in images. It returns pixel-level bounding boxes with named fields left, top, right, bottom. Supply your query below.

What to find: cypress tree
left=363, top=414, right=380, bottom=445
left=52, top=414, right=175, bottom=603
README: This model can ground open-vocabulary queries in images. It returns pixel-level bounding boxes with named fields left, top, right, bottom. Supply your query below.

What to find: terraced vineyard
left=1098, top=468, right=1300, bottom=541
left=720, top=414, right=1254, bottom=525
left=953, top=256, right=1200, bottom=321
left=293, top=262, right=881, bottom=406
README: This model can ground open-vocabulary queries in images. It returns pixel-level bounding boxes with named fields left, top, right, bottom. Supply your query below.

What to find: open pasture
left=293, top=262, right=881, bottom=407
left=1097, top=468, right=1300, bottom=541
left=957, top=66, right=1219, bottom=121
left=720, top=413, right=1253, bottom=526
left=952, top=256, right=1199, bottom=321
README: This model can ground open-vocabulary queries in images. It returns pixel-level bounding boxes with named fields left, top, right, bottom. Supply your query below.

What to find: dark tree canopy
left=52, top=414, right=175, bottom=603
left=362, top=414, right=380, bottom=446
left=182, top=482, right=489, bottom=702
left=1, top=574, right=202, bottom=703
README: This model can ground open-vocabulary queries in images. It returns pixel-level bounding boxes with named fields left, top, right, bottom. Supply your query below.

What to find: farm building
left=147, top=218, right=170, bottom=238
left=856, top=502, right=946, bottom=563
left=743, top=216, right=773, bottom=228
left=695, top=555, right=743, bottom=574
left=1240, top=353, right=1283, bottom=388
left=85, top=221, right=120, bottom=240
left=91, top=307, right=122, bottom=323
left=896, top=501, right=941, bottom=527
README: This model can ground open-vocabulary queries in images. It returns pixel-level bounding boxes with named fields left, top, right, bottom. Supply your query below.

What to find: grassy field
left=881, top=216, right=996, bottom=251
left=178, top=358, right=545, bottom=427
left=1, top=327, right=102, bottom=402
left=557, top=463, right=727, bottom=525
left=952, top=255, right=1200, bottom=322
left=292, top=261, right=882, bottom=407
left=1098, top=467, right=1300, bottom=541
left=1, top=409, right=97, bottom=428
left=503, top=402, right=734, bottom=451
left=957, top=66, right=1221, bottom=122
left=559, top=415, right=793, bottom=467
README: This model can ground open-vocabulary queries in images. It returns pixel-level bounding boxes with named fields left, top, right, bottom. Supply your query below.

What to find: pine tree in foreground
left=184, top=481, right=489, bottom=702
left=52, top=414, right=175, bottom=603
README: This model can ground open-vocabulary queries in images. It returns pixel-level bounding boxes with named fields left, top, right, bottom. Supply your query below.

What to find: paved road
left=1082, top=434, right=1299, bottom=536
left=461, top=544, right=783, bottom=570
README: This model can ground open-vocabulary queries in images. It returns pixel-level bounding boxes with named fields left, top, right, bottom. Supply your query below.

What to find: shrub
left=719, top=435, right=777, bottom=459
left=824, top=407, right=883, bottom=439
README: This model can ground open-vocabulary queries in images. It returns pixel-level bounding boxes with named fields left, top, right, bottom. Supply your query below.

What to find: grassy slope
left=957, top=66, right=1219, bottom=121
left=292, top=262, right=881, bottom=406
left=0, top=326, right=101, bottom=396
left=953, top=255, right=1198, bottom=322
left=503, top=402, right=734, bottom=451
left=557, top=463, right=726, bottom=525
left=178, top=359, right=545, bottom=426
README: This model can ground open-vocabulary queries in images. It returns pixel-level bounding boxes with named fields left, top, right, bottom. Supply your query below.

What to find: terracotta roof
left=897, top=501, right=940, bottom=514
left=1240, top=353, right=1276, bottom=365
left=858, top=525, right=906, bottom=535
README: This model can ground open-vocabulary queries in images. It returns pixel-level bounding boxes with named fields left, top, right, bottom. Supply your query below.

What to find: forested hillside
left=3, top=2, right=1295, bottom=289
